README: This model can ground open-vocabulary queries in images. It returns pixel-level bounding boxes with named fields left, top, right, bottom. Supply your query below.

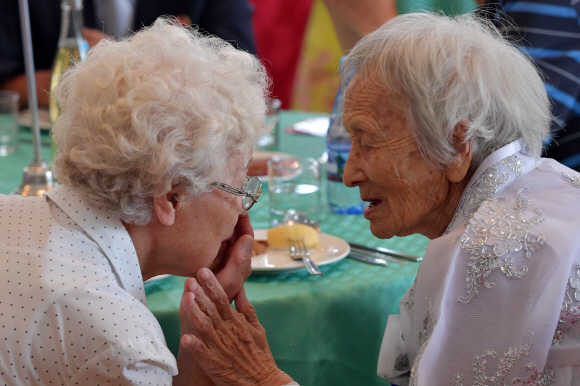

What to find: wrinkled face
left=157, top=150, right=253, bottom=277
left=342, top=74, right=452, bottom=239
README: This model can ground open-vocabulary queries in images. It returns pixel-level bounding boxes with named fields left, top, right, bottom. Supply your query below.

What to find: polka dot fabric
left=0, top=185, right=177, bottom=385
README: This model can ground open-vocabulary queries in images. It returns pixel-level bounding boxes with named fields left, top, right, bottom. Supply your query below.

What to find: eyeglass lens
left=243, top=177, right=260, bottom=209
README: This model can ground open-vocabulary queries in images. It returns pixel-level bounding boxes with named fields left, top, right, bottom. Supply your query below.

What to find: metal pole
left=18, top=0, right=43, bottom=163
left=12, top=0, right=57, bottom=196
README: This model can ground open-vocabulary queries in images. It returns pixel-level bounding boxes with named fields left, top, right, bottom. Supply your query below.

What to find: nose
left=343, top=147, right=367, bottom=188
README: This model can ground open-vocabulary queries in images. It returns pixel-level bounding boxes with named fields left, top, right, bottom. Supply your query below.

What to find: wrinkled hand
left=175, top=282, right=214, bottom=386
left=180, top=269, right=294, bottom=386
left=174, top=216, right=254, bottom=385
left=210, top=214, right=254, bottom=303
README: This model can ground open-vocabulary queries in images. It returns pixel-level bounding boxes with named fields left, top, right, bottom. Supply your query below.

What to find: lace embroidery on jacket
left=560, top=172, right=580, bottom=188
left=395, top=354, right=410, bottom=372
left=409, top=297, right=436, bottom=386
left=458, top=189, right=545, bottom=303
left=451, top=332, right=558, bottom=385
left=499, top=155, right=524, bottom=176
left=553, top=263, right=580, bottom=346
left=444, top=164, right=510, bottom=235
left=405, top=287, right=416, bottom=310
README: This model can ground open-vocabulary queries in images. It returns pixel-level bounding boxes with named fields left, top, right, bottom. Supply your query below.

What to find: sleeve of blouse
left=411, top=175, right=580, bottom=385
left=67, top=338, right=177, bottom=386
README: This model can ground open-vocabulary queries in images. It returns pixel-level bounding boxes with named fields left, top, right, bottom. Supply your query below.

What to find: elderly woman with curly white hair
left=173, top=12, right=580, bottom=386
left=0, top=19, right=297, bottom=385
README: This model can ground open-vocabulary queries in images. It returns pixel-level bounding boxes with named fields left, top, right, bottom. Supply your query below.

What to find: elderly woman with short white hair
left=177, top=12, right=580, bottom=386
left=0, top=19, right=296, bottom=385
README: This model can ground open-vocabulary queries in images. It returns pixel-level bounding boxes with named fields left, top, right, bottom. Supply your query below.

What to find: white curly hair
left=343, top=12, right=551, bottom=169
left=52, top=18, right=270, bottom=225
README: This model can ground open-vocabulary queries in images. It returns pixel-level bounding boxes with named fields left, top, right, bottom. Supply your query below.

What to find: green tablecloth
left=0, top=112, right=428, bottom=386
left=146, top=112, right=428, bottom=386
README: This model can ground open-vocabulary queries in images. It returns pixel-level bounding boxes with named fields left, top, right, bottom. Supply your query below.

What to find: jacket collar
left=45, top=185, right=147, bottom=305
left=444, top=140, right=537, bottom=235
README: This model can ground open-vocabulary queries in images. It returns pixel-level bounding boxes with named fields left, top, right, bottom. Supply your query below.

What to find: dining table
left=0, top=111, right=429, bottom=386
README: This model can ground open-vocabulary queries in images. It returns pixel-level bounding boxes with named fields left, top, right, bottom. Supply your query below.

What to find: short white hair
left=343, top=12, right=551, bottom=168
left=53, top=18, right=270, bottom=225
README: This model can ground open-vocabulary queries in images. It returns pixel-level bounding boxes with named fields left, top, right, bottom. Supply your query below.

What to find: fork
left=288, top=239, right=323, bottom=275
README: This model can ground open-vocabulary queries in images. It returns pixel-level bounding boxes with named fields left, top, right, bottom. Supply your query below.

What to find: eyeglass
left=211, top=176, right=262, bottom=210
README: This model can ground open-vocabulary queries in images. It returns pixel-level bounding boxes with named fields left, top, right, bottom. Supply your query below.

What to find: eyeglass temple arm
left=212, top=182, right=260, bottom=198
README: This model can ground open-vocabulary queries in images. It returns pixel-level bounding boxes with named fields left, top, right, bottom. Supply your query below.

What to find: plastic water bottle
left=326, top=58, right=364, bottom=214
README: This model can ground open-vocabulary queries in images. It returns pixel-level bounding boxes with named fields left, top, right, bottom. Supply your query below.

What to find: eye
left=360, top=137, right=374, bottom=151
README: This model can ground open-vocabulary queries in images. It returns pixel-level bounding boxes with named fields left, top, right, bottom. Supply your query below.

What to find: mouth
left=362, top=198, right=383, bottom=217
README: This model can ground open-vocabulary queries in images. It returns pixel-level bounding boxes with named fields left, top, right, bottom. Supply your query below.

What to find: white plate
left=18, top=108, right=51, bottom=131
left=145, top=274, right=170, bottom=283
left=251, top=229, right=350, bottom=274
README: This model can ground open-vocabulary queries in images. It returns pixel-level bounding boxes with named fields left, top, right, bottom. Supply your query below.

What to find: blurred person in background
left=477, top=0, right=580, bottom=171
left=323, top=0, right=580, bottom=171
left=0, top=19, right=281, bottom=385
left=0, top=0, right=256, bottom=107
left=176, top=12, right=580, bottom=385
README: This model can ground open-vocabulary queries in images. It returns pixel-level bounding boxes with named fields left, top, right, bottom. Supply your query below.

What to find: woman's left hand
left=180, top=268, right=294, bottom=386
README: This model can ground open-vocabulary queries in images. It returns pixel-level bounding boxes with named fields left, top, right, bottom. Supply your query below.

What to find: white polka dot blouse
left=0, top=185, right=177, bottom=385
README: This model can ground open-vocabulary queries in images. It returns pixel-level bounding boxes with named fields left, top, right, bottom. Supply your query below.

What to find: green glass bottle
left=49, top=0, right=88, bottom=158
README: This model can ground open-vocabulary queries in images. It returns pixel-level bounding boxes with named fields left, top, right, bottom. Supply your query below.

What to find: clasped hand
left=175, top=214, right=293, bottom=386
left=180, top=270, right=294, bottom=386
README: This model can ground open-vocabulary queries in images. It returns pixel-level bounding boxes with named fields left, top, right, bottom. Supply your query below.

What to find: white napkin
left=286, top=117, right=329, bottom=137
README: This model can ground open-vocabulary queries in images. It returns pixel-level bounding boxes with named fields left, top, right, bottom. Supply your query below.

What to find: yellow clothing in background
left=291, top=0, right=343, bottom=113
left=290, top=0, right=477, bottom=113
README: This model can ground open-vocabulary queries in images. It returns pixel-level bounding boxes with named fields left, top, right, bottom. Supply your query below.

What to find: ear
left=447, top=119, right=473, bottom=183
left=153, top=192, right=178, bottom=226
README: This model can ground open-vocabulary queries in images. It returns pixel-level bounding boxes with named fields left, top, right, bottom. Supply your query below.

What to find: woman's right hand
left=180, top=268, right=294, bottom=386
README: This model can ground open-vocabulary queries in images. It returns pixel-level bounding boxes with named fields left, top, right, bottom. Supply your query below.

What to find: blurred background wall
left=251, top=0, right=477, bottom=113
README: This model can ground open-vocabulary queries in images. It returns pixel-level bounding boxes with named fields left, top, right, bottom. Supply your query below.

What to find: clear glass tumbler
left=255, top=98, right=282, bottom=151
left=268, top=157, right=321, bottom=227
left=0, top=91, right=20, bottom=156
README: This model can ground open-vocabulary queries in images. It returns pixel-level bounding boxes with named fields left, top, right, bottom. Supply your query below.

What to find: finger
left=198, top=268, right=236, bottom=321
left=183, top=277, right=196, bottom=294
left=215, top=235, right=253, bottom=301
left=181, top=333, right=208, bottom=356
left=234, top=286, right=261, bottom=328
left=192, top=277, right=253, bottom=347
left=235, top=213, right=254, bottom=239
left=235, top=235, right=254, bottom=282
left=181, top=334, right=232, bottom=379
left=186, top=279, right=222, bottom=326
left=224, top=214, right=252, bottom=252
left=184, top=290, right=232, bottom=357
left=184, top=291, right=216, bottom=337
left=179, top=278, right=197, bottom=320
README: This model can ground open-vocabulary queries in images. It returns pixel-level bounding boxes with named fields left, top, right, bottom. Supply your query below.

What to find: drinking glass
left=0, top=91, right=20, bottom=156
left=255, top=98, right=281, bottom=150
left=268, top=157, right=321, bottom=227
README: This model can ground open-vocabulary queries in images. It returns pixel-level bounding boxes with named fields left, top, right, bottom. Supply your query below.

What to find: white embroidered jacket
left=377, top=141, right=580, bottom=386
